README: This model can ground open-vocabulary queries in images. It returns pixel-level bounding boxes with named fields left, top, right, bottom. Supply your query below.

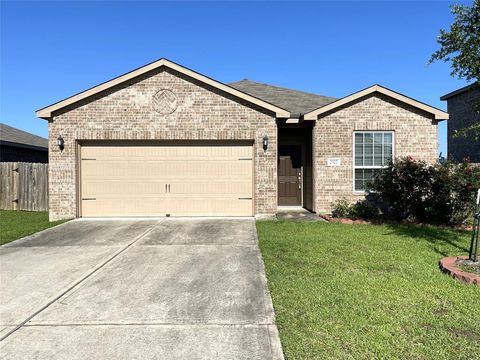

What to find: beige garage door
left=80, top=142, right=253, bottom=217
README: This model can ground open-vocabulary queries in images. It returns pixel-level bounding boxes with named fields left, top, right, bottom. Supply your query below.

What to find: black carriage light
left=263, top=134, right=269, bottom=151
left=57, top=135, right=65, bottom=151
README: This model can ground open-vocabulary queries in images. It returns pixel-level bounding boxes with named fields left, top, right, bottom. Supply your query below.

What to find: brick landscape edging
left=439, top=256, right=480, bottom=286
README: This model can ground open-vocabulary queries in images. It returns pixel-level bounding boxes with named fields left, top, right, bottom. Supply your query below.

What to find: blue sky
left=1, top=1, right=473, bottom=157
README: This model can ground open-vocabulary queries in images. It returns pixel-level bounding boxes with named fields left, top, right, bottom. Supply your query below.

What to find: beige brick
left=49, top=68, right=277, bottom=220
left=313, top=93, right=438, bottom=212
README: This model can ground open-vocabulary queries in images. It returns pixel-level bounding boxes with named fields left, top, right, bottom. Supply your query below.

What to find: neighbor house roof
left=229, top=80, right=337, bottom=116
left=36, top=58, right=290, bottom=120
left=0, top=123, right=48, bottom=150
left=303, top=84, right=449, bottom=121
left=440, top=83, right=479, bottom=100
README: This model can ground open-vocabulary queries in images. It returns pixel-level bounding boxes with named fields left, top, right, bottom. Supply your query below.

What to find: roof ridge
left=229, top=79, right=336, bottom=100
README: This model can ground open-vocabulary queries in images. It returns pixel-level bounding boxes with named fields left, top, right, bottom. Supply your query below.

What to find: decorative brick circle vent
left=439, top=256, right=480, bottom=286
left=152, top=89, right=178, bottom=114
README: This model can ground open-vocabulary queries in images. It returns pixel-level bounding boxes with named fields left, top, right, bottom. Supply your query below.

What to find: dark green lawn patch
left=0, top=210, right=67, bottom=245
left=257, top=220, right=480, bottom=360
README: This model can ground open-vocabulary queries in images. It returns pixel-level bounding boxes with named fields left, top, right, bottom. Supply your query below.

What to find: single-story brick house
left=36, top=58, right=448, bottom=220
left=441, top=83, right=480, bottom=163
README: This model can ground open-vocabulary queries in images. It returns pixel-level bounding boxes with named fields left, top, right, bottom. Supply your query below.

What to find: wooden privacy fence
left=0, top=162, right=48, bottom=211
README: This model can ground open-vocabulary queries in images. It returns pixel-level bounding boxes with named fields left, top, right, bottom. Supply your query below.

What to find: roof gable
left=303, top=85, right=449, bottom=121
left=36, top=58, right=290, bottom=120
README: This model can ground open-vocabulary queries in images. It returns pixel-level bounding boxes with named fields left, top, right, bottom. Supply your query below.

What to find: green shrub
left=330, top=159, right=479, bottom=225
left=330, top=197, right=379, bottom=220
left=366, top=157, right=433, bottom=220
left=351, top=198, right=380, bottom=220
left=426, top=161, right=480, bottom=224
left=368, top=157, right=480, bottom=225
left=331, top=198, right=354, bottom=218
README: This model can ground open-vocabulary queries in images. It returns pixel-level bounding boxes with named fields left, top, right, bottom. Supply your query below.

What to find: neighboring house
left=441, top=83, right=480, bottom=163
left=0, top=123, right=48, bottom=163
left=36, top=58, right=448, bottom=220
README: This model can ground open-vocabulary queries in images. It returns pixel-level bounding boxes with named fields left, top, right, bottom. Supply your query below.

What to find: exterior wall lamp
left=263, top=134, right=269, bottom=151
left=57, top=135, right=65, bottom=151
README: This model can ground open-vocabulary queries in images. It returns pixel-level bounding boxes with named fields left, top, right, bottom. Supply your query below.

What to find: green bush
left=352, top=198, right=380, bottom=220
left=426, top=161, right=480, bottom=224
left=331, top=158, right=480, bottom=225
left=368, top=157, right=480, bottom=225
left=331, top=198, right=354, bottom=218
left=366, top=157, right=433, bottom=221
left=330, top=197, right=379, bottom=220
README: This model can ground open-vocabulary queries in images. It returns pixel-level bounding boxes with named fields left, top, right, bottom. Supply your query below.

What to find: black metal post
left=470, top=214, right=479, bottom=262
left=468, top=190, right=480, bottom=262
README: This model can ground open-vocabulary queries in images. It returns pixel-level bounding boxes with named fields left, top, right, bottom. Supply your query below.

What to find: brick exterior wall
left=446, top=86, right=480, bottom=163
left=48, top=68, right=277, bottom=220
left=47, top=65, right=442, bottom=219
left=313, top=93, right=438, bottom=213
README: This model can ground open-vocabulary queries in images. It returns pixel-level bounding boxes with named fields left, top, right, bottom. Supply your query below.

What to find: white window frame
left=352, top=131, right=395, bottom=193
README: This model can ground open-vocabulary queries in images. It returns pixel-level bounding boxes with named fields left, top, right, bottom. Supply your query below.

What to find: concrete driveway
left=0, top=218, right=283, bottom=359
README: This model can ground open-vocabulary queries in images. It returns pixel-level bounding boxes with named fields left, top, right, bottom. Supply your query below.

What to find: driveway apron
left=0, top=218, right=283, bottom=359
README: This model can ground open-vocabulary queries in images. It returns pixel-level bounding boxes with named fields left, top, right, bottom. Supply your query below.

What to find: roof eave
left=36, top=58, right=290, bottom=120
left=0, top=140, right=48, bottom=151
left=36, top=109, right=51, bottom=120
left=304, top=84, right=449, bottom=121
left=440, top=83, right=478, bottom=101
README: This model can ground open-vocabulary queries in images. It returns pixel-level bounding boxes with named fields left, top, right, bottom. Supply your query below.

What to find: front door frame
left=277, top=123, right=314, bottom=212
left=278, top=145, right=303, bottom=206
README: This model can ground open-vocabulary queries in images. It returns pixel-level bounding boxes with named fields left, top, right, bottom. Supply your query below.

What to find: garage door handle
left=82, top=198, right=96, bottom=200
left=238, top=197, right=252, bottom=200
left=168, top=184, right=171, bottom=192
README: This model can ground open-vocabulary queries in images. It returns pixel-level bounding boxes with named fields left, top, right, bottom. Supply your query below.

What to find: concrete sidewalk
left=0, top=218, right=283, bottom=359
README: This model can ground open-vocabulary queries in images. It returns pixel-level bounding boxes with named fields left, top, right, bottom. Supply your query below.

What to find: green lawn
left=257, top=221, right=480, bottom=360
left=0, top=210, right=67, bottom=245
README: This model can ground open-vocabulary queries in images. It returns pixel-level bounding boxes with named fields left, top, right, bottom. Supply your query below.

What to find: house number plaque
left=327, top=158, right=341, bottom=166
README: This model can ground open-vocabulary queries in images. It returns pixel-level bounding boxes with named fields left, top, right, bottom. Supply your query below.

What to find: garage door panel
left=82, top=182, right=168, bottom=197
left=80, top=143, right=253, bottom=217
left=82, top=161, right=252, bottom=179
left=169, top=181, right=252, bottom=196
left=82, top=145, right=252, bottom=161
left=82, top=162, right=169, bottom=179
left=82, top=198, right=169, bottom=217
left=165, top=162, right=252, bottom=179
left=168, top=198, right=253, bottom=217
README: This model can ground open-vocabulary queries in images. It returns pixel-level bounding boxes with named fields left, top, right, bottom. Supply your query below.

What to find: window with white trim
left=354, top=131, right=394, bottom=191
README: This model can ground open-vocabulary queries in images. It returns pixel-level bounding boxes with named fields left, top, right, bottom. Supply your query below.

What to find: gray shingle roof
left=0, top=123, right=48, bottom=149
left=229, top=79, right=337, bottom=116
left=440, top=83, right=479, bottom=100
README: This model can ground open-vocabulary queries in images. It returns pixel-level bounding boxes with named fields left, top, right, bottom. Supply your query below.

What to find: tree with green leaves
left=429, top=0, right=480, bottom=138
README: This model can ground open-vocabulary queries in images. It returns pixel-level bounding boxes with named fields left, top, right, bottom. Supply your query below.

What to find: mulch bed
left=319, top=215, right=371, bottom=225
left=439, top=256, right=480, bottom=286
left=319, top=214, right=475, bottom=231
